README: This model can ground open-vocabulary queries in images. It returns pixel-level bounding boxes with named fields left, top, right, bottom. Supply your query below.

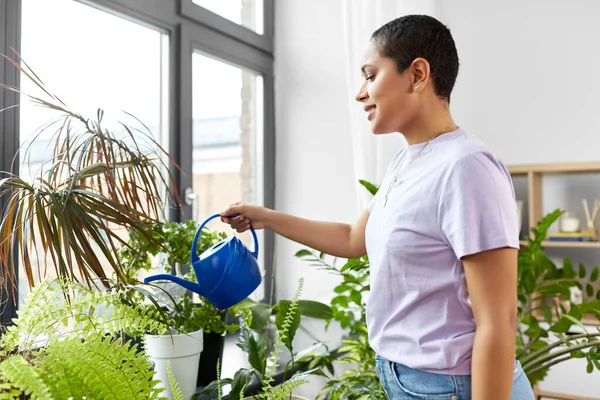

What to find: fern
left=34, top=335, right=161, bottom=400
left=0, top=280, right=168, bottom=399
left=0, top=381, right=23, bottom=400
left=260, top=278, right=304, bottom=399
left=167, top=361, right=184, bottom=400
left=266, top=376, right=309, bottom=400
left=0, top=355, right=52, bottom=400
left=1, top=279, right=167, bottom=352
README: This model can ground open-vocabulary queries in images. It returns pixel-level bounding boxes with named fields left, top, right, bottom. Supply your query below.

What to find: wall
left=275, top=0, right=600, bottom=397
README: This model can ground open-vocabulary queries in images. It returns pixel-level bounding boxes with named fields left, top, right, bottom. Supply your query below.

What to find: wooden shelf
left=509, top=161, right=600, bottom=175
left=520, top=240, right=600, bottom=248
left=534, top=387, right=600, bottom=400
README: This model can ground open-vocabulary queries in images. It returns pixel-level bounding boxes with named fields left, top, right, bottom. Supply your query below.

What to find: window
left=192, top=0, right=264, bottom=34
left=0, top=0, right=274, bottom=333
left=191, top=52, right=265, bottom=297
left=17, top=0, right=169, bottom=305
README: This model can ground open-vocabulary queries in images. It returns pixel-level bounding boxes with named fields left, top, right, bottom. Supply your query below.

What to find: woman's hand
left=220, top=202, right=271, bottom=232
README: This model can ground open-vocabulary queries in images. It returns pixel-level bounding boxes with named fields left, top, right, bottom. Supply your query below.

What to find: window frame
left=0, top=0, right=276, bottom=322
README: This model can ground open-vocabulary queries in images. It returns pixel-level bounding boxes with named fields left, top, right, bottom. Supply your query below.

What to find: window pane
left=192, top=0, right=264, bottom=34
left=19, top=0, right=168, bottom=304
left=191, top=52, right=264, bottom=289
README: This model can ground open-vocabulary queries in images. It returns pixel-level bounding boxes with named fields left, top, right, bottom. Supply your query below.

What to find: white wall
left=275, top=0, right=600, bottom=397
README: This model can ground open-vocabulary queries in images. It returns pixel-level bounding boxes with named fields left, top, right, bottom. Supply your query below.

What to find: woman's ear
left=411, top=57, right=431, bottom=92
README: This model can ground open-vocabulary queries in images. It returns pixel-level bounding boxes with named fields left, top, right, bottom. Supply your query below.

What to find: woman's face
left=355, top=44, right=417, bottom=135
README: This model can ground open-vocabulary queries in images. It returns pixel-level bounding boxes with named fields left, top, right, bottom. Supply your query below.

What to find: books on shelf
left=547, top=232, right=590, bottom=242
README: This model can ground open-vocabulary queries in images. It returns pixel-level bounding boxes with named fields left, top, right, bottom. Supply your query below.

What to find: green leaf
left=542, top=304, right=553, bottom=324
left=587, top=360, right=594, bottom=373
left=298, top=300, right=333, bottom=320
left=549, top=316, right=574, bottom=334
left=350, top=290, right=362, bottom=305
left=587, top=284, right=595, bottom=297
left=331, top=295, right=349, bottom=308
left=248, top=303, right=273, bottom=331
left=334, top=284, right=351, bottom=293
left=236, top=328, right=267, bottom=376
left=295, top=249, right=313, bottom=258
left=563, top=258, right=576, bottom=279
left=591, top=266, right=600, bottom=282
left=358, top=179, right=379, bottom=195
left=521, top=269, right=536, bottom=294
left=197, top=378, right=233, bottom=396
left=230, top=368, right=254, bottom=400
left=579, top=263, right=587, bottom=278
left=276, top=300, right=301, bottom=352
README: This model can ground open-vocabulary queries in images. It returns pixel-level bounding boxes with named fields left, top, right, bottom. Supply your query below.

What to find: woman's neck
left=401, top=102, right=457, bottom=145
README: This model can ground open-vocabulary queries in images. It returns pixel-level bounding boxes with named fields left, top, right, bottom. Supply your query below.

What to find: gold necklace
left=382, top=124, right=459, bottom=207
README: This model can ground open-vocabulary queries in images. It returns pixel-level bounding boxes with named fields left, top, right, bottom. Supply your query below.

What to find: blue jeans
left=376, top=356, right=535, bottom=400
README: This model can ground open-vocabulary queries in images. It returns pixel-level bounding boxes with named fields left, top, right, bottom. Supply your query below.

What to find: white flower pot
left=145, top=329, right=204, bottom=400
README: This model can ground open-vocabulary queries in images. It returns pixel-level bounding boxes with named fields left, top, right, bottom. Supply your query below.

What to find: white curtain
left=341, top=0, right=441, bottom=209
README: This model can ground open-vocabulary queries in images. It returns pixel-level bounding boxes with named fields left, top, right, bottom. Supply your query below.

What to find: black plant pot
left=197, top=331, right=225, bottom=386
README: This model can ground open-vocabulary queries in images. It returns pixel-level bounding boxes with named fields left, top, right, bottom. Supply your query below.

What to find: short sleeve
left=438, top=151, right=520, bottom=259
left=368, top=194, right=377, bottom=212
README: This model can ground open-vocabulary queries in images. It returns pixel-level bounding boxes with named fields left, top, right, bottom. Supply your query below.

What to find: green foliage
left=1, top=280, right=169, bottom=352
left=294, top=179, right=386, bottom=399
left=358, top=179, right=379, bottom=196
left=118, top=219, right=227, bottom=284
left=201, top=279, right=329, bottom=400
left=295, top=250, right=387, bottom=399
left=0, top=356, right=50, bottom=400
left=0, top=56, right=176, bottom=289
left=117, top=220, right=234, bottom=335
left=0, top=279, right=167, bottom=399
left=168, top=362, right=184, bottom=400
left=517, top=209, right=600, bottom=385
left=259, top=278, right=304, bottom=398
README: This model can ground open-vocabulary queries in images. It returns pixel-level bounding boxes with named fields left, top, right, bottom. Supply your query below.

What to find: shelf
left=509, top=161, right=600, bottom=175
left=520, top=240, right=600, bottom=248
left=534, top=387, right=600, bottom=400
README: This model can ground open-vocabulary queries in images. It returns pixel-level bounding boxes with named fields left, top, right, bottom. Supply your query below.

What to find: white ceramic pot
left=145, top=329, right=204, bottom=400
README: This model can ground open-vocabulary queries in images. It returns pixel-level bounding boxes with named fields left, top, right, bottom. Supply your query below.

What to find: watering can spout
left=143, top=274, right=204, bottom=296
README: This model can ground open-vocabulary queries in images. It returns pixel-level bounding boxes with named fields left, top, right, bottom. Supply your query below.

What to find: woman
left=220, top=15, right=535, bottom=400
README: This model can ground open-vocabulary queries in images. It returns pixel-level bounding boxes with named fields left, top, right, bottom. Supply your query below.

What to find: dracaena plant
left=0, top=54, right=179, bottom=289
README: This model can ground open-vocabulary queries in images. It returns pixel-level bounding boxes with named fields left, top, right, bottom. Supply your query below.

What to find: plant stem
left=520, top=332, right=600, bottom=366
left=524, top=354, right=572, bottom=377
left=522, top=339, right=600, bottom=371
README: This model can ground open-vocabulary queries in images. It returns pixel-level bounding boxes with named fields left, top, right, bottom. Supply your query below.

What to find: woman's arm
left=220, top=204, right=370, bottom=259
left=462, top=247, right=518, bottom=400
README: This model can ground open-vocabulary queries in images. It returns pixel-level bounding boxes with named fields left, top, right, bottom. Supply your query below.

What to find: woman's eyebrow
left=361, top=64, right=375, bottom=74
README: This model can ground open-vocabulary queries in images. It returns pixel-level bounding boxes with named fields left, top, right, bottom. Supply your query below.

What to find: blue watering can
left=144, top=213, right=262, bottom=310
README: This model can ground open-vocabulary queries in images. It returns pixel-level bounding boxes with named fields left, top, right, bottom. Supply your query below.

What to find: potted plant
left=0, top=279, right=171, bottom=399
left=200, top=278, right=333, bottom=400
left=0, top=55, right=177, bottom=289
left=515, top=209, right=600, bottom=385
left=117, top=219, right=237, bottom=395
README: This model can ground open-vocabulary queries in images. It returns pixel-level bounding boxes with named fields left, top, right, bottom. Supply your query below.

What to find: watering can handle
left=190, top=213, right=259, bottom=262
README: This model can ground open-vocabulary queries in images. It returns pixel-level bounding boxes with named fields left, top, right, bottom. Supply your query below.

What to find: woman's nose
left=355, top=83, right=368, bottom=102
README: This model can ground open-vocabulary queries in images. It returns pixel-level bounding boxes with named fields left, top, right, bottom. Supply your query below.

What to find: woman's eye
left=366, top=75, right=375, bottom=81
